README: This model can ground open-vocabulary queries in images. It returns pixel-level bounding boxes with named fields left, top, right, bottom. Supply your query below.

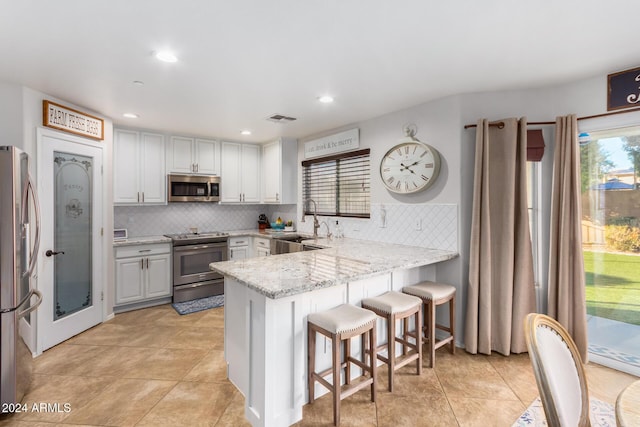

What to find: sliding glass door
left=580, top=125, right=640, bottom=375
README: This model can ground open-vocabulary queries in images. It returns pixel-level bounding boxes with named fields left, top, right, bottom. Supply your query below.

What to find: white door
left=37, top=128, right=103, bottom=353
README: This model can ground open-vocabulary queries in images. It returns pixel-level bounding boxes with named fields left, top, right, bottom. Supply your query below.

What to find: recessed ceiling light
left=155, top=51, right=177, bottom=63
left=123, top=113, right=139, bottom=119
left=318, top=95, right=334, bottom=103
left=132, top=80, right=144, bottom=86
left=241, top=130, right=252, bottom=135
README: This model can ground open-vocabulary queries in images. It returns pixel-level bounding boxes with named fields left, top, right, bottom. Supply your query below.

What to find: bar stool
left=307, top=304, right=378, bottom=426
left=361, top=291, right=422, bottom=392
left=402, top=281, right=456, bottom=368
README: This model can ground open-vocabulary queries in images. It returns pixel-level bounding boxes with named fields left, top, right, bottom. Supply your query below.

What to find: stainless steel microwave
left=167, top=174, right=220, bottom=202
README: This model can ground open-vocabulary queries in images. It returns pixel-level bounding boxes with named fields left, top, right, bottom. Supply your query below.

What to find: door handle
left=45, top=250, right=65, bottom=257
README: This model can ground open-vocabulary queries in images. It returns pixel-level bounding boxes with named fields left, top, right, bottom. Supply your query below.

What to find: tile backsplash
left=114, top=202, right=457, bottom=252
left=296, top=203, right=458, bottom=251
left=114, top=204, right=297, bottom=236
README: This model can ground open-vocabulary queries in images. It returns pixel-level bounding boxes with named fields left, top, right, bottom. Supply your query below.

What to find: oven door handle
left=173, top=242, right=228, bottom=252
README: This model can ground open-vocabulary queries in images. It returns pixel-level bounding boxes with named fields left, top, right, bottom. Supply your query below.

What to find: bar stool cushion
left=307, top=304, right=377, bottom=334
left=361, top=291, right=421, bottom=315
left=403, top=281, right=455, bottom=301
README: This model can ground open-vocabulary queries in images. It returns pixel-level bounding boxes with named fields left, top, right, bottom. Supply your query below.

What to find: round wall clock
left=380, top=140, right=441, bottom=194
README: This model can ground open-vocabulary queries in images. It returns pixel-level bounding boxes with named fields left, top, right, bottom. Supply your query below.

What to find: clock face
left=380, top=142, right=440, bottom=194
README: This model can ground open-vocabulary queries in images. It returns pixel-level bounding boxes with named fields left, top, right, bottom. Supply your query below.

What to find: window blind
left=302, top=149, right=370, bottom=218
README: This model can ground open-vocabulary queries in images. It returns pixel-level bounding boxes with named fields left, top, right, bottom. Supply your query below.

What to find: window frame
left=301, top=148, right=371, bottom=219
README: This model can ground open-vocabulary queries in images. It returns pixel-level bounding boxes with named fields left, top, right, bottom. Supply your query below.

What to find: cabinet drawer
left=229, top=236, right=250, bottom=247
left=254, top=237, right=270, bottom=249
left=115, top=243, right=171, bottom=259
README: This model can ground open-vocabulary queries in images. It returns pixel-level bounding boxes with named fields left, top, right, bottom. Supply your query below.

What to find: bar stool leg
left=308, top=323, right=316, bottom=403
left=345, top=336, right=351, bottom=385
left=428, top=300, right=436, bottom=369
left=370, top=324, right=377, bottom=402
left=450, top=297, right=456, bottom=354
left=332, top=334, right=340, bottom=426
left=387, top=314, right=395, bottom=392
left=416, top=308, right=423, bottom=375
left=402, top=316, right=408, bottom=356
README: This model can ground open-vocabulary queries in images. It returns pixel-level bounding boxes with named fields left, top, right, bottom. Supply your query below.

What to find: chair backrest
left=524, top=313, right=591, bottom=427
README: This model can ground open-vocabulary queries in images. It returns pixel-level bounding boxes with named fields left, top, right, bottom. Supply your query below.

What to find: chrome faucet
left=319, top=221, right=332, bottom=239
left=301, top=198, right=320, bottom=238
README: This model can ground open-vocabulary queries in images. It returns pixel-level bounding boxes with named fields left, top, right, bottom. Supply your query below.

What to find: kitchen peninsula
left=210, top=238, right=457, bottom=427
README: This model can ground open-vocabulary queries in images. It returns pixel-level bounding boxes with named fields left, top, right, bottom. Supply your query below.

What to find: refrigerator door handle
left=0, top=288, right=41, bottom=315
left=17, top=289, right=43, bottom=319
left=22, top=174, right=41, bottom=278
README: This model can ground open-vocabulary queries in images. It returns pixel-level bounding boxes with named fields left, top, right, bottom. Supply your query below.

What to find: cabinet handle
left=137, top=192, right=140, bottom=203
left=146, top=258, right=149, bottom=269
left=196, top=163, right=199, bottom=172
left=138, top=249, right=151, bottom=253
left=140, top=259, right=144, bottom=270
left=142, top=192, right=145, bottom=203
left=276, top=192, right=279, bottom=201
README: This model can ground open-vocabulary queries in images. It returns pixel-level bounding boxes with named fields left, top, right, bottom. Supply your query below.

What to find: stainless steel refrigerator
left=0, top=146, right=42, bottom=406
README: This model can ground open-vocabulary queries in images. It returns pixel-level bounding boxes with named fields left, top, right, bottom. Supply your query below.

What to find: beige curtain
left=465, top=117, right=536, bottom=355
left=548, top=114, right=588, bottom=361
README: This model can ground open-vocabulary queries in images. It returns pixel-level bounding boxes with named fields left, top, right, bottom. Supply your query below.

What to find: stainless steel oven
left=165, top=232, right=228, bottom=302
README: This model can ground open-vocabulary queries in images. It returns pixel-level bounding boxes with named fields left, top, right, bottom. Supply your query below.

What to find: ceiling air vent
left=266, top=114, right=297, bottom=123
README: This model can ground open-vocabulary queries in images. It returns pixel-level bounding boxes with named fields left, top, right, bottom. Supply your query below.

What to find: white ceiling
left=2, top=1, right=640, bottom=142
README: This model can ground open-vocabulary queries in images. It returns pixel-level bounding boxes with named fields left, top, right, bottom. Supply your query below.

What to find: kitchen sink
left=270, top=236, right=322, bottom=254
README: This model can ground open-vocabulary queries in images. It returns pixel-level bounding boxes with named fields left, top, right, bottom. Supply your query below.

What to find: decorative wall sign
left=607, top=66, right=640, bottom=111
left=43, top=100, right=104, bottom=140
left=304, top=128, right=359, bottom=159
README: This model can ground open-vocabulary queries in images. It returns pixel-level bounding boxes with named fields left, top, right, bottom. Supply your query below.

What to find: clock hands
left=400, top=160, right=420, bottom=172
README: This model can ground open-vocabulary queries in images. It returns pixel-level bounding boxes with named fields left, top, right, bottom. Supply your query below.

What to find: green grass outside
left=584, top=250, right=640, bottom=326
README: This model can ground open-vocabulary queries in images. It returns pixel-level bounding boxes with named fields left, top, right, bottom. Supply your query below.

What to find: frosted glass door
left=53, top=152, right=93, bottom=320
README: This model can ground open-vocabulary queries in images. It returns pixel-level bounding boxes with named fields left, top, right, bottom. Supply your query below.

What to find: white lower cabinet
left=254, top=237, right=270, bottom=257
left=115, top=243, right=172, bottom=308
left=228, top=236, right=250, bottom=260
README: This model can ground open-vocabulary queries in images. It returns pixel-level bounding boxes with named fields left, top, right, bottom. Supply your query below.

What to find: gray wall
left=297, top=72, right=640, bottom=348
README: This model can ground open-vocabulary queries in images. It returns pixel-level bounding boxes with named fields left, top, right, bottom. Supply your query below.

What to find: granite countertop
left=210, top=238, right=457, bottom=299
left=113, top=235, right=172, bottom=247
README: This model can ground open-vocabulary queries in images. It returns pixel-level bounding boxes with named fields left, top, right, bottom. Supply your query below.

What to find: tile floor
left=1, top=303, right=637, bottom=427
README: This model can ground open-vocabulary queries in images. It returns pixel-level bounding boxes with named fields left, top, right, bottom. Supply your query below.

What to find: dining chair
left=520, top=313, right=615, bottom=427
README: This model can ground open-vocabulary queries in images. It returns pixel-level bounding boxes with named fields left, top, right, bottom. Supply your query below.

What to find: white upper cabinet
left=262, top=138, right=297, bottom=204
left=221, top=142, right=260, bottom=203
left=195, top=138, right=219, bottom=174
left=114, top=129, right=166, bottom=205
left=168, top=136, right=219, bottom=175
left=140, top=133, right=166, bottom=203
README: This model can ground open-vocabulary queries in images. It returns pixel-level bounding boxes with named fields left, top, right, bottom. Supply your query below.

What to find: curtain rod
left=463, top=106, right=640, bottom=129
